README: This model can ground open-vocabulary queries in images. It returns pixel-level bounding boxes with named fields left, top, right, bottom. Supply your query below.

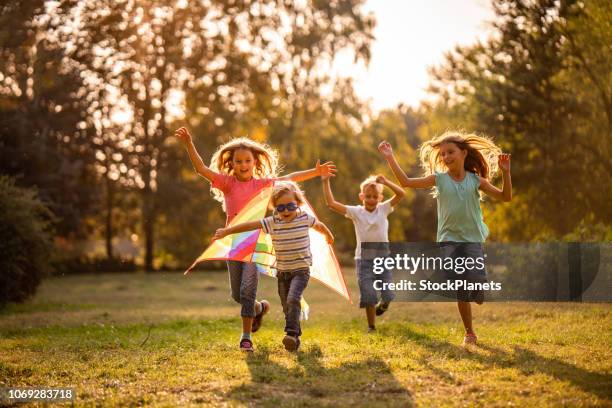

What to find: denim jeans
left=277, top=268, right=310, bottom=336
left=227, top=260, right=259, bottom=317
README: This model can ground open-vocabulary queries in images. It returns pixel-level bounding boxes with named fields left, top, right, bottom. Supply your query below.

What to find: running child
left=379, top=132, right=511, bottom=346
left=213, top=181, right=334, bottom=352
left=321, top=173, right=405, bottom=332
left=175, top=127, right=336, bottom=352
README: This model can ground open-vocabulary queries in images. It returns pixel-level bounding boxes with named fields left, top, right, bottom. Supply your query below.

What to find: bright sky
left=334, top=0, right=495, bottom=112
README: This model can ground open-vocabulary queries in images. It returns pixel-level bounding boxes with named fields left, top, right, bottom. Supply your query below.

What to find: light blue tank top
left=436, top=171, right=489, bottom=242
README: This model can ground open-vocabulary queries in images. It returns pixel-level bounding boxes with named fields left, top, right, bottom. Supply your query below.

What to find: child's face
left=274, top=192, right=299, bottom=221
left=439, top=142, right=467, bottom=172
left=232, top=148, right=256, bottom=181
left=359, top=185, right=383, bottom=211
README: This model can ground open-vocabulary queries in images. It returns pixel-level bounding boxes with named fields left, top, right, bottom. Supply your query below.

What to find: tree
left=427, top=0, right=611, bottom=240
left=72, top=0, right=374, bottom=270
left=0, top=1, right=100, bottom=239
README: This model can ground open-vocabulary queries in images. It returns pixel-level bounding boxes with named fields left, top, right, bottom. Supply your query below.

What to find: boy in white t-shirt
left=321, top=174, right=405, bottom=332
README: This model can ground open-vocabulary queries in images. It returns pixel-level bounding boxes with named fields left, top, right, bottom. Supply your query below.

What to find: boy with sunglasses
left=213, top=181, right=334, bottom=351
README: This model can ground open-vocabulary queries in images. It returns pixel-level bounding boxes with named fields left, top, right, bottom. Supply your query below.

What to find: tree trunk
left=142, top=183, right=155, bottom=272
left=105, top=174, right=114, bottom=260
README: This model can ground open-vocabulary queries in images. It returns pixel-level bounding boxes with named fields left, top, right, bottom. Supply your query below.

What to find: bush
left=0, top=175, right=55, bottom=307
left=52, top=255, right=137, bottom=275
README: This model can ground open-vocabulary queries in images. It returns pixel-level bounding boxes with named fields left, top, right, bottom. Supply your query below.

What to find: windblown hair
left=419, top=131, right=501, bottom=180
left=270, top=181, right=306, bottom=208
left=359, top=176, right=384, bottom=195
left=209, top=137, right=279, bottom=208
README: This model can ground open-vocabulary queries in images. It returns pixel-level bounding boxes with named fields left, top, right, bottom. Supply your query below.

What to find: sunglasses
left=275, top=202, right=298, bottom=213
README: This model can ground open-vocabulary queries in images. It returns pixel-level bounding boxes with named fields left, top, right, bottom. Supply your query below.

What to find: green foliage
left=426, top=0, right=611, bottom=240
left=0, top=176, right=54, bottom=307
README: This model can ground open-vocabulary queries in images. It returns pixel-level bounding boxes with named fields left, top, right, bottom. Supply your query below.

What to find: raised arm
left=175, top=127, right=218, bottom=182
left=479, top=153, right=512, bottom=202
left=376, top=175, right=406, bottom=207
left=312, top=220, right=334, bottom=245
left=321, top=177, right=347, bottom=215
left=279, top=160, right=337, bottom=182
left=213, top=220, right=262, bottom=241
left=378, top=141, right=435, bottom=189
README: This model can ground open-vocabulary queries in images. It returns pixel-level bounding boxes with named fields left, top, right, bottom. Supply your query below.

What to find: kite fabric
left=185, top=183, right=352, bottom=311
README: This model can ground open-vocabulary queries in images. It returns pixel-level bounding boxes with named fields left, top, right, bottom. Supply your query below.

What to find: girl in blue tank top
left=379, top=132, right=512, bottom=346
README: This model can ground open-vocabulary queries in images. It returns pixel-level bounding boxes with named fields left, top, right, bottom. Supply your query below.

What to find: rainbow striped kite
left=186, top=184, right=351, bottom=307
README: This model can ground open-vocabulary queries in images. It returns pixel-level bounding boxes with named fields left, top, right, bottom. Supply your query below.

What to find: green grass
left=1, top=271, right=611, bottom=407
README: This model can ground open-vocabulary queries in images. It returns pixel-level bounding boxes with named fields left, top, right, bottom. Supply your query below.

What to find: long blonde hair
left=419, top=131, right=501, bottom=180
left=209, top=137, right=279, bottom=208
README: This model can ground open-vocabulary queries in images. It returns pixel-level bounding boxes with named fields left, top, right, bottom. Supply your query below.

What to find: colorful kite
left=185, top=184, right=351, bottom=310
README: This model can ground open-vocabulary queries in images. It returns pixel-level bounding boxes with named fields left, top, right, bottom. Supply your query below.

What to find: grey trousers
left=227, top=261, right=259, bottom=317
left=277, top=268, right=310, bottom=337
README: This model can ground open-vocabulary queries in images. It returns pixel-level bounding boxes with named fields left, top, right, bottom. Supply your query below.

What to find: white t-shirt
left=345, top=200, right=394, bottom=259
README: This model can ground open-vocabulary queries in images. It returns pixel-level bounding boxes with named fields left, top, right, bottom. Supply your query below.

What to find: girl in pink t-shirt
left=175, top=127, right=336, bottom=352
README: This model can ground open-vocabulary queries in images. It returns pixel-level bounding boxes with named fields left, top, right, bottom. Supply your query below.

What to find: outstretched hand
left=316, top=160, right=337, bottom=179
left=174, top=127, right=192, bottom=145
left=378, top=141, right=393, bottom=157
left=376, top=175, right=388, bottom=185
left=212, top=228, right=227, bottom=242
left=498, top=153, right=511, bottom=172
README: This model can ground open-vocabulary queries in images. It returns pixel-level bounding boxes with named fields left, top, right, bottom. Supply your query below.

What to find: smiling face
left=231, top=148, right=256, bottom=181
left=439, top=142, right=467, bottom=172
left=359, top=184, right=383, bottom=212
left=274, top=192, right=299, bottom=221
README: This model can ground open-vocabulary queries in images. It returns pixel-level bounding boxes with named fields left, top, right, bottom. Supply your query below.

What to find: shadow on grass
left=382, top=325, right=612, bottom=400
left=227, top=343, right=414, bottom=407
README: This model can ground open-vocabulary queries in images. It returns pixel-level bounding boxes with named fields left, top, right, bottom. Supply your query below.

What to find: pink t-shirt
left=212, top=173, right=275, bottom=224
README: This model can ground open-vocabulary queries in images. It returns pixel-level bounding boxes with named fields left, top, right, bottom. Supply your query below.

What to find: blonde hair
left=209, top=137, right=279, bottom=209
left=359, top=176, right=384, bottom=195
left=419, top=131, right=501, bottom=180
left=270, top=181, right=305, bottom=208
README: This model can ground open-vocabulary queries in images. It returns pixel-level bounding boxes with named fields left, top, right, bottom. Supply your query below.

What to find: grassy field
left=1, top=271, right=611, bottom=407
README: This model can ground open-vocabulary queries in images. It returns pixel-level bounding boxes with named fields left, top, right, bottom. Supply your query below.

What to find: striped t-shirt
left=261, top=212, right=316, bottom=271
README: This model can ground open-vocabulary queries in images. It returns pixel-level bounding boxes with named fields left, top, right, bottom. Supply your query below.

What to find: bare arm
left=378, top=141, right=436, bottom=189
left=175, top=127, right=218, bottom=182
left=279, top=160, right=337, bottom=182
left=376, top=175, right=406, bottom=207
left=479, top=154, right=512, bottom=202
left=213, top=220, right=262, bottom=241
left=321, top=177, right=347, bottom=215
left=312, top=220, right=334, bottom=244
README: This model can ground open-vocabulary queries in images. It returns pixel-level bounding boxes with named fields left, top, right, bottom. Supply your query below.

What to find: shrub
left=0, top=175, right=55, bottom=307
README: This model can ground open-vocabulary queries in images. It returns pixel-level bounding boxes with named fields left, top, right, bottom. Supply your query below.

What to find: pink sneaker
left=240, top=338, right=254, bottom=352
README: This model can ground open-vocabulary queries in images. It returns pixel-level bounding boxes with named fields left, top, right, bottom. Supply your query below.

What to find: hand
left=378, top=141, right=393, bottom=157
left=498, top=153, right=511, bottom=172
left=174, top=127, right=192, bottom=145
left=316, top=160, right=337, bottom=178
left=375, top=175, right=388, bottom=185
left=212, top=228, right=228, bottom=241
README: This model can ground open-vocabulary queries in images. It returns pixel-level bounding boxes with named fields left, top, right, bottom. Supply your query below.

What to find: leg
left=227, top=261, right=260, bottom=335
left=227, top=260, right=243, bottom=305
left=380, top=267, right=396, bottom=304
left=284, top=270, right=310, bottom=337
left=365, top=305, right=376, bottom=329
left=239, top=262, right=259, bottom=333
left=277, top=272, right=291, bottom=325
left=457, top=301, right=474, bottom=334
left=357, top=260, right=378, bottom=328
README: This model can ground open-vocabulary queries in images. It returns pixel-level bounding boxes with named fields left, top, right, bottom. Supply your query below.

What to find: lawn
left=1, top=271, right=610, bottom=407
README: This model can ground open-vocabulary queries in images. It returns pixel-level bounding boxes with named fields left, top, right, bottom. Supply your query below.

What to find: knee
left=286, top=296, right=300, bottom=308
